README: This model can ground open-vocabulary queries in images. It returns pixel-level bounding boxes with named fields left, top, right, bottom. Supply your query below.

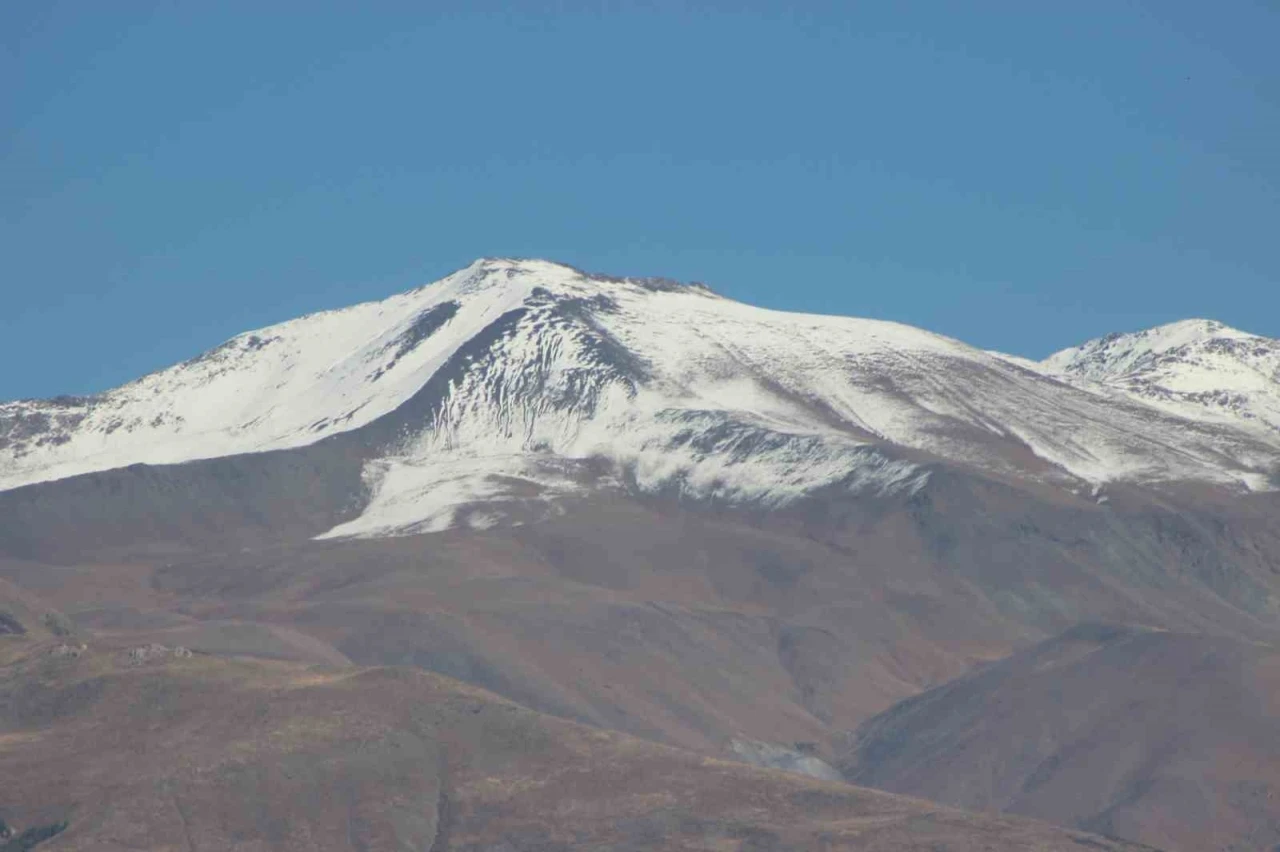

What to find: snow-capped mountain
left=1039, top=319, right=1280, bottom=436
left=3, top=259, right=1279, bottom=539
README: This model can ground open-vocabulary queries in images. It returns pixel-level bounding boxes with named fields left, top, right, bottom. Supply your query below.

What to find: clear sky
left=2, top=2, right=1277, bottom=400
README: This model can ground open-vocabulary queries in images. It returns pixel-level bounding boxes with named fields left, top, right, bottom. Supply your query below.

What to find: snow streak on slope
left=320, top=267, right=936, bottom=537
left=1040, top=320, right=1280, bottom=436
left=4, top=260, right=1280, bottom=539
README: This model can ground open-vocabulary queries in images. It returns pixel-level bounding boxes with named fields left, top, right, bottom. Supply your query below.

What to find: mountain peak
left=1041, top=318, right=1280, bottom=435
left=1042, top=318, right=1270, bottom=375
left=436, top=257, right=714, bottom=299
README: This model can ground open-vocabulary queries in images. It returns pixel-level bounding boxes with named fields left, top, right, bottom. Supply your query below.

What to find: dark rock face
left=0, top=820, right=66, bottom=851
left=0, top=402, right=87, bottom=457
left=0, top=440, right=369, bottom=560
left=367, top=299, right=460, bottom=383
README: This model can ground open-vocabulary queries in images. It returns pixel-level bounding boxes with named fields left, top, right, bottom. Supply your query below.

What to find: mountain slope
left=0, top=632, right=1152, bottom=852
left=3, top=259, right=1278, bottom=541
left=838, top=624, right=1280, bottom=852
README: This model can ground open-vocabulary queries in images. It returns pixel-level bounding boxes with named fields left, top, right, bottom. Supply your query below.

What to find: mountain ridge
left=3, top=258, right=1279, bottom=540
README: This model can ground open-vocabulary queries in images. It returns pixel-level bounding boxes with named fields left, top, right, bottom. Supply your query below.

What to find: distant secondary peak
left=1042, top=318, right=1266, bottom=377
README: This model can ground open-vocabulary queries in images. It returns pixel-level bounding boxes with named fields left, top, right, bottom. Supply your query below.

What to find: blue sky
left=2, top=1, right=1277, bottom=399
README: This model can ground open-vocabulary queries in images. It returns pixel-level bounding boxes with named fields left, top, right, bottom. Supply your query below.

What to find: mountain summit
left=1040, top=318, right=1280, bottom=434
left=3, top=259, right=1278, bottom=538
